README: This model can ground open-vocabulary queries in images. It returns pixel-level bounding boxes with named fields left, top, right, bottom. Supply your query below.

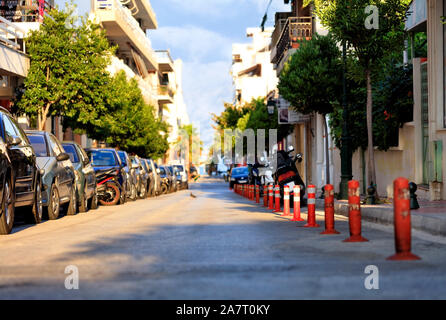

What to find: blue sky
left=55, top=0, right=290, bottom=148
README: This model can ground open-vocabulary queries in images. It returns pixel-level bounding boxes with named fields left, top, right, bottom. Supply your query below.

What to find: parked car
left=86, top=148, right=127, bottom=206
left=166, top=166, right=179, bottom=192
left=229, top=166, right=249, bottom=189
left=130, top=155, right=148, bottom=199
left=173, top=164, right=189, bottom=190
left=26, top=131, right=76, bottom=220
left=0, top=108, right=43, bottom=234
left=0, top=136, right=13, bottom=234
left=140, top=159, right=155, bottom=197
left=117, top=150, right=137, bottom=201
left=146, top=159, right=161, bottom=196
left=62, top=142, right=98, bottom=212
left=158, top=166, right=171, bottom=195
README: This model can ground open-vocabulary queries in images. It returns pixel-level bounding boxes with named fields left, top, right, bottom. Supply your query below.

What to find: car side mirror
left=56, top=153, right=70, bottom=162
left=83, top=158, right=90, bottom=166
left=7, top=136, right=21, bottom=147
left=288, top=145, right=295, bottom=153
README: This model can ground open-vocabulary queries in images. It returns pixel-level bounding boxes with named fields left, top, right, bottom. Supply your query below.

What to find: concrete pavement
left=0, top=178, right=446, bottom=299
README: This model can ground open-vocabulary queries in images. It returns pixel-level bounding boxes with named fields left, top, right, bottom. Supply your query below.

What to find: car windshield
left=90, top=150, right=118, bottom=166
left=174, top=165, right=184, bottom=172
left=62, top=144, right=79, bottom=163
left=28, top=135, right=49, bottom=157
left=118, top=152, right=128, bottom=166
left=131, top=157, right=139, bottom=166
left=232, top=167, right=248, bottom=175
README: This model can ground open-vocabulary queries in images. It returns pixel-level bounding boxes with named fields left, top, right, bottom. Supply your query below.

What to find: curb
left=315, top=199, right=446, bottom=237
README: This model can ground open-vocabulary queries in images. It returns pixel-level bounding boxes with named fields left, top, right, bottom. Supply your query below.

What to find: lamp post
left=339, top=41, right=353, bottom=200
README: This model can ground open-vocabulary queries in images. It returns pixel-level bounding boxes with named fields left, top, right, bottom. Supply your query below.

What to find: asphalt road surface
left=1, top=178, right=445, bottom=299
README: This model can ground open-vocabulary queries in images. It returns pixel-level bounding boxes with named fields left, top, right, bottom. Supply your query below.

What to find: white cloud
left=162, top=0, right=290, bottom=17
left=149, top=26, right=234, bottom=62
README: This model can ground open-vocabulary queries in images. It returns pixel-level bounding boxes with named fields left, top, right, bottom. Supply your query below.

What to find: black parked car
left=26, top=131, right=76, bottom=220
left=0, top=107, right=43, bottom=234
left=158, top=166, right=171, bottom=195
left=0, top=135, right=13, bottom=234
left=86, top=148, right=127, bottom=206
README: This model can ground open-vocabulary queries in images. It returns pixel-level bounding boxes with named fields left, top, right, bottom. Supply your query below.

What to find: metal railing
left=0, top=0, right=54, bottom=23
left=271, top=16, right=313, bottom=64
left=155, top=50, right=174, bottom=64
left=0, top=16, right=26, bottom=53
left=158, top=85, right=174, bottom=98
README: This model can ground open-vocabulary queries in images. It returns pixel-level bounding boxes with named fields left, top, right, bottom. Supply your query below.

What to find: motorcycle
left=273, top=146, right=306, bottom=205
left=96, top=169, right=122, bottom=206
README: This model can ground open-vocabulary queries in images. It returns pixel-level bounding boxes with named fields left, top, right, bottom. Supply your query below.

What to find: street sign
left=278, top=107, right=311, bottom=124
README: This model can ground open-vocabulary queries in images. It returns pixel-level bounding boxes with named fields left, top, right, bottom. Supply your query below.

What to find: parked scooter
left=96, top=169, right=123, bottom=206
left=272, top=146, right=306, bottom=205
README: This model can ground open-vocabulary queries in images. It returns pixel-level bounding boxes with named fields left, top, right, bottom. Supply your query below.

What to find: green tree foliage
left=278, top=34, right=342, bottom=116
left=15, top=6, right=114, bottom=130
left=313, top=0, right=410, bottom=190
left=90, top=71, right=169, bottom=159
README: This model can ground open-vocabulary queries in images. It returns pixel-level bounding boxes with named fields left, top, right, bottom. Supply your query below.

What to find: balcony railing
left=158, top=85, right=174, bottom=98
left=271, top=16, right=313, bottom=65
left=0, top=0, right=54, bottom=23
left=95, top=0, right=155, bottom=63
left=0, top=16, right=26, bottom=53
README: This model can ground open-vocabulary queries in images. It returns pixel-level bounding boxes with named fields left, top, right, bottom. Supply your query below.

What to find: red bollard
left=273, top=185, right=281, bottom=213
left=343, top=180, right=368, bottom=242
left=304, top=185, right=320, bottom=228
left=268, top=184, right=274, bottom=210
left=243, top=185, right=246, bottom=198
left=256, top=185, right=260, bottom=203
left=291, top=185, right=304, bottom=222
left=263, top=186, right=268, bottom=207
left=282, top=186, right=291, bottom=216
left=250, top=185, right=253, bottom=200
left=387, top=178, right=421, bottom=261
left=321, top=184, right=340, bottom=235
left=250, top=185, right=254, bottom=201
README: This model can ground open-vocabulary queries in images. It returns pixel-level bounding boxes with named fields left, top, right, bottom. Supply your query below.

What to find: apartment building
left=270, top=0, right=332, bottom=193
left=231, top=27, right=278, bottom=107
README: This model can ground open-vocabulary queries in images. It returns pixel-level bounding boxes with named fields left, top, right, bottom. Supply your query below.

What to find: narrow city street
left=0, top=178, right=445, bottom=300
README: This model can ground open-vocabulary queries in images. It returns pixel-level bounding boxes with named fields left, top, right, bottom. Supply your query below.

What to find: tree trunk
left=323, top=114, right=330, bottom=185
left=365, top=69, right=378, bottom=198
left=38, top=103, right=51, bottom=131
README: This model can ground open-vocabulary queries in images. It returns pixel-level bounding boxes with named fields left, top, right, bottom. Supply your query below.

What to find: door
left=1, top=114, right=35, bottom=205
left=76, top=144, right=95, bottom=198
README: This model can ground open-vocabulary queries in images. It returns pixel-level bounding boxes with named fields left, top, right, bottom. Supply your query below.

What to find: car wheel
left=139, top=183, right=147, bottom=199
left=46, top=184, right=60, bottom=220
left=100, top=182, right=120, bottom=206
left=27, top=177, right=43, bottom=224
left=89, top=186, right=99, bottom=210
left=119, top=184, right=126, bottom=205
left=79, top=187, right=88, bottom=213
left=161, top=183, right=168, bottom=195
left=130, top=183, right=137, bottom=201
left=66, top=184, right=77, bottom=216
left=0, top=175, right=15, bottom=235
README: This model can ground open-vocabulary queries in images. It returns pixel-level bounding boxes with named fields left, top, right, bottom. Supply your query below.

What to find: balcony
left=0, top=0, right=54, bottom=23
left=133, top=0, right=158, bottom=30
left=155, top=50, right=174, bottom=73
left=157, top=85, right=174, bottom=105
left=271, top=16, right=313, bottom=66
left=0, top=16, right=29, bottom=77
left=94, top=0, right=157, bottom=72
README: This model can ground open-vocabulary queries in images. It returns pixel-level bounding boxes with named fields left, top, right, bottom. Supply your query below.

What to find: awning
left=238, top=64, right=262, bottom=77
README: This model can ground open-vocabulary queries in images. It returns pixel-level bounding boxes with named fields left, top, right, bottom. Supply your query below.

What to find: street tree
left=15, top=6, right=114, bottom=131
left=278, top=34, right=343, bottom=184
left=313, top=0, right=410, bottom=195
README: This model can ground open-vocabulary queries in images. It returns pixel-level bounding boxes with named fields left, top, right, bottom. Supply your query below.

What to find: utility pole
left=339, top=41, right=353, bottom=199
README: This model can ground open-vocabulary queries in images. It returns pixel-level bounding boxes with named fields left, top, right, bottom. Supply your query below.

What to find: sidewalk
left=316, top=199, right=446, bottom=237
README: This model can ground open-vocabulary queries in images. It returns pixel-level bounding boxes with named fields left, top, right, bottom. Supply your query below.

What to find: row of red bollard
left=233, top=177, right=420, bottom=261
